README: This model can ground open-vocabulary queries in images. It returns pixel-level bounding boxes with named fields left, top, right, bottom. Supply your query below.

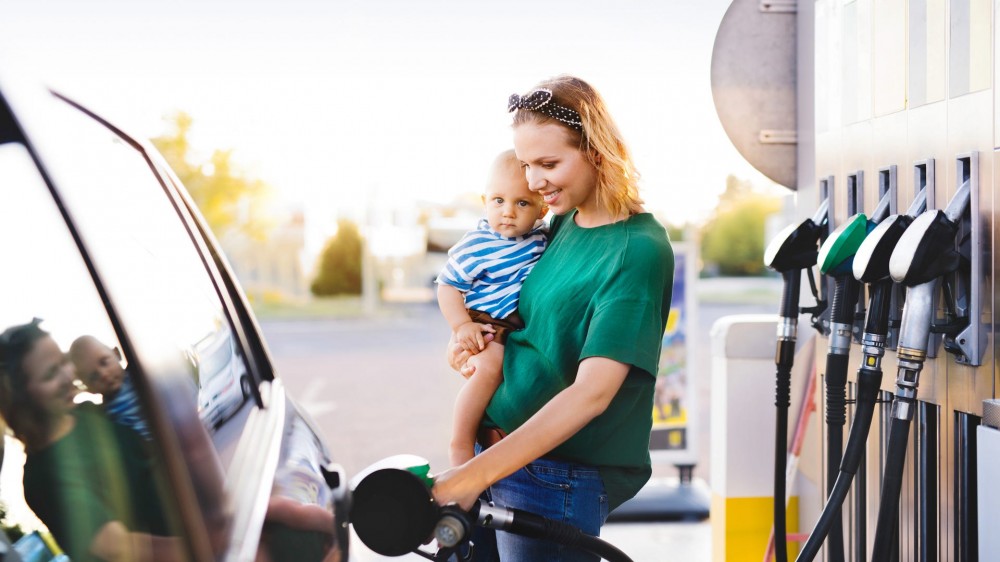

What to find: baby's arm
left=437, top=284, right=494, bottom=352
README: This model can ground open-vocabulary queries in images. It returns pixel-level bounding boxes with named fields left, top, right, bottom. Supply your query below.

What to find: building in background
left=221, top=208, right=308, bottom=301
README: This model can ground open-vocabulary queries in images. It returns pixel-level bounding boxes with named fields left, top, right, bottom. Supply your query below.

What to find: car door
left=0, top=69, right=347, bottom=561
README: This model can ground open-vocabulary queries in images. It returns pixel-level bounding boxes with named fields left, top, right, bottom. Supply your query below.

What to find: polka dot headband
left=507, top=88, right=583, bottom=131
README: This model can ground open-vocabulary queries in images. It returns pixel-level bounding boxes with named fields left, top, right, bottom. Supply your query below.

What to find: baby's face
left=483, top=173, right=546, bottom=238
left=72, top=342, right=126, bottom=396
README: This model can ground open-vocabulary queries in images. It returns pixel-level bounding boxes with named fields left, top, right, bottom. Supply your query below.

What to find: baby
left=69, top=335, right=152, bottom=440
left=436, top=149, right=548, bottom=466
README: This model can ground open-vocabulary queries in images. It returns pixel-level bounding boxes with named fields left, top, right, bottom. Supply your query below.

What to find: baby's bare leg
left=450, top=342, right=505, bottom=466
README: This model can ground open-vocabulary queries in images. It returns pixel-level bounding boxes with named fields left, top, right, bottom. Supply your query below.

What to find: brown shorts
left=467, top=309, right=524, bottom=345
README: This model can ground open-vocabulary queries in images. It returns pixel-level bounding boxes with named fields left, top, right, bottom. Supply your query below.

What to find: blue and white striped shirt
left=105, top=373, right=152, bottom=440
left=437, top=219, right=548, bottom=320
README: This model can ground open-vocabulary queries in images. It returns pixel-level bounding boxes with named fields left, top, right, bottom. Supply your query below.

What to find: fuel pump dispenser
left=869, top=179, right=972, bottom=560
left=795, top=188, right=927, bottom=562
left=348, top=455, right=635, bottom=562
left=808, top=192, right=891, bottom=562
left=762, top=200, right=830, bottom=562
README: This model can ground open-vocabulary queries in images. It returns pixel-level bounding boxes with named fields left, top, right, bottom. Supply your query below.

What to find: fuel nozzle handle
left=863, top=279, right=893, bottom=336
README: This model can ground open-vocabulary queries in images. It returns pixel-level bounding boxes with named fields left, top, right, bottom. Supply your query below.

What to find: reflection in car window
left=0, top=144, right=181, bottom=560
left=2, top=94, right=340, bottom=561
left=35, top=99, right=253, bottom=436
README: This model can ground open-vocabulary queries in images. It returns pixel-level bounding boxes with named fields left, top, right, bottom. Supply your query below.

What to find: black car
left=0, top=69, right=349, bottom=561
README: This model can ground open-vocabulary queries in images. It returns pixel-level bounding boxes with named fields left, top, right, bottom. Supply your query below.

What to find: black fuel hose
left=772, top=268, right=802, bottom=562
left=796, top=278, right=892, bottom=562
left=868, top=280, right=937, bottom=560
left=871, top=416, right=911, bottom=559
left=822, top=274, right=862, bottom=562
left=472, top=501, right=633, bottom=562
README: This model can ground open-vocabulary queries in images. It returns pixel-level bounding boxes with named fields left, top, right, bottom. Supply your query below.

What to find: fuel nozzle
left=870, top=181, right=972, bottom=561
left=349, top=455, right=447, bottom=557
left=764, top=199, right=829, bottom=273
left=852, top=214, right=913, bottom=282
left=349, top=455, right=635, bottom=562
left=889, top=179, right=970, bottom=287
left=888, top=210, right=963, bottom=286
left=763, top=199, right=829, bottom=562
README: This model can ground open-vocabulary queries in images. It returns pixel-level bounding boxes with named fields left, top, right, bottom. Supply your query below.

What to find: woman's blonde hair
left=511, top=75, right=643, bottom=218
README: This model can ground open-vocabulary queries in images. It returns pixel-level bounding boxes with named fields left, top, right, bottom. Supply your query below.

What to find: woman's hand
left=446, top=332, right=493, bottom=377
left=431, top=464, right=487, bottom=512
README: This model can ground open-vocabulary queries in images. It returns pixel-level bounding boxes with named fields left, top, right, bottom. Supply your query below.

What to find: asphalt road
left=259, top=277, right=781, bottom=561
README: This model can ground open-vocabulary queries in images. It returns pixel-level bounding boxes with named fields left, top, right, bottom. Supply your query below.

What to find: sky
left=0, top=0, right=779, bottom=255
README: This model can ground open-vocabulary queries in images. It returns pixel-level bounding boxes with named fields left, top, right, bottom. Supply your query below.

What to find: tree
left=700, top=175, right=784, bottom=276
left=311, top=219, right=363, bottom=296
left=151, top=112, right=274, bottom=240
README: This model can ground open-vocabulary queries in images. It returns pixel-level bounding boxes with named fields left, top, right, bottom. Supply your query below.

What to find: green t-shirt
left=485, top=211, right=674, bottom=510
left=23, top=403, right=170, bottom=561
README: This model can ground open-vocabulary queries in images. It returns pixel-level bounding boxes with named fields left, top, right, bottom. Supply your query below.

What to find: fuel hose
left=820, top=274, right=861, bottom=562
left=471, top=501, right=634, bottom=562
left=763, top=201, right=828, bottom=562
left=870, top=181, right=968, bottom=560
left=771, top=268, right=801, bottom=562
left=795, top=278, right=892, bottom=562
left=868, top=280, right=934, bottom=560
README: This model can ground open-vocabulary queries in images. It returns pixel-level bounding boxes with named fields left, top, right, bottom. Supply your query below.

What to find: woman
left=0, top=319, right=181, bottom=562
left=432, top=75, right=675, bottom=561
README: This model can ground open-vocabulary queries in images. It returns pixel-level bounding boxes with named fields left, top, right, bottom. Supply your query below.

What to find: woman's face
left=23, top=336, right=78, bottom=418
left=513, top=121, right=599, bottom=217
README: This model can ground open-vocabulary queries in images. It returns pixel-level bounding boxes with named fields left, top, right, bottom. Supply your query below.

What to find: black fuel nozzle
left=349, top=456, right=445, bottom=558
left=889, top=179, right=970, bottom=287
left=763, top=199, right=829, bottom=562
left=852, top=214, right=913, bottom=283
left=888, top=210, right=962, bottom=286
left=764, top=211, right=827, bottom=274
left=349, top=456, right=635, bottom=562
left=852, top=186, right=927, bottom=284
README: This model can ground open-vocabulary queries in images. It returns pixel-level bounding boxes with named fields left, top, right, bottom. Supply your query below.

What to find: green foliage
left=700, top=175, right=783, bottom=276
left=151, top=112, right=274, bottom=240
left=665, top=223, right=686, bottom=242
left=311, top=219, right=363, bottom=296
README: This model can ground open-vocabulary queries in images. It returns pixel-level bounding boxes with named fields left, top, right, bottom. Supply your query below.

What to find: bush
left=311, top=219, right=363, bottom=296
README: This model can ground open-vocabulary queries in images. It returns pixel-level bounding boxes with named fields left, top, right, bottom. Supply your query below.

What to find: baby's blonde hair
left=511, top=75, right=643, bottom=219
left=488, top=149, right=526, bottom=187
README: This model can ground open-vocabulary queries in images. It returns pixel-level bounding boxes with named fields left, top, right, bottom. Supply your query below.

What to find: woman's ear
left=593, top=151, right=603, bottom=166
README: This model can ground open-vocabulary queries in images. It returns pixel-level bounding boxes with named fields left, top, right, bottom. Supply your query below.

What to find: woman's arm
left=431, top=356, right=630, bottom=510
left=90, top=521, right=185, bottom=562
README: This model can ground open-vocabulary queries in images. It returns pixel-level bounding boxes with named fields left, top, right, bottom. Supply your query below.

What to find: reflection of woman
left=432, top=75, right=674, bottom=561
left=0, top=319, right=181, bottom=562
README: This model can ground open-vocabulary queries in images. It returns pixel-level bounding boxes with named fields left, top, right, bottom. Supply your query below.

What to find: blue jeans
left=469, top=450, right=609, bottom=562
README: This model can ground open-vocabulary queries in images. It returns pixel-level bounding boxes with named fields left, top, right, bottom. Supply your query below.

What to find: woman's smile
left=541, top=188, right=562, bottom=205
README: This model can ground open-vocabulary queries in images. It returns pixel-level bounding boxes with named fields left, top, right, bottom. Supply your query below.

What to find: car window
left=0, top=141, right=184, bottom=560
left=35, top=98, right=256, bottom=441
left=1, top=90, right=342, bottom=561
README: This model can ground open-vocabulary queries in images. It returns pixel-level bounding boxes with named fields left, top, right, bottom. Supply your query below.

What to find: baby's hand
left=455, top=321, right=494, bottom=353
